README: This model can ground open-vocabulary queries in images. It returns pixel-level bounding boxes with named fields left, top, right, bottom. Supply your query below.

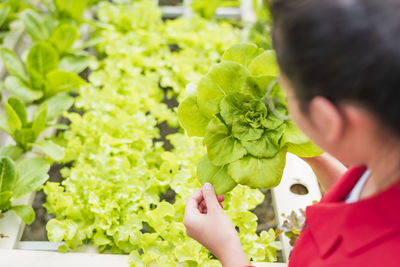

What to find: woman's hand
left=183, top=183, right=250, bottom=267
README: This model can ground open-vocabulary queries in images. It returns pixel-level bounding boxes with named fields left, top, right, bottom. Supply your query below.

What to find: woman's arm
left=301, top=152, right=347, bottom=190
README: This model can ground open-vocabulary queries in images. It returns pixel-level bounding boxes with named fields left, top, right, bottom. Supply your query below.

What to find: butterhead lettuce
left=178, top=43, right=322, bottom=194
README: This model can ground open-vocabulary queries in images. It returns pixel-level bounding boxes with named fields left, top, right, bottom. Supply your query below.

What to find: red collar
left=305, top=166, right=400, bottom=257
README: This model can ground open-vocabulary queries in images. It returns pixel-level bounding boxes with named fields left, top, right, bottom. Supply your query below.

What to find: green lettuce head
left=178, top=43, right=322, bottom=194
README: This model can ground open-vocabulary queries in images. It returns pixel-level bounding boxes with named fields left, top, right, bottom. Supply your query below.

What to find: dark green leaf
left=0, top=6, right=11, bottom=28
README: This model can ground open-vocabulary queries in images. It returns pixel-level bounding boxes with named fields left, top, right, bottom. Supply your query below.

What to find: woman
left=183, top=0, right=400, bottom=266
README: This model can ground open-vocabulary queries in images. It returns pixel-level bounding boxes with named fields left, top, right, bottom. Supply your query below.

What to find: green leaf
left=282, top=120, right=323, bottom=157
left=45, top=70, right=85, bottom=97
left=21, top=9, right=50, bottom=42
left=248, top=50, right=279, bottom=76
left=281, top=121, right=308, bottom=144
left=26, top=42, right=59, bottom=86
left=4, top=76, right=43, bottom=103
left=197, top=61, right=250, bottom=118
left=0, top=156, right=17, bottom=193
left=177, top=95, right=209, bottom=137
left=286, top=141, right=323, bottom=158
left=43, top=15, right=59, bottom=36
left=0, top=47, right=29, bottom=83
left=50, top=24, right=79, bottom=54
left=220, top=92, right=268, bottom=142
left=0, top=6, right=11, bottom=28
left=190, top=0, right=221, bottom=19
left=0, top=146, right=24, bottom=161
left=241, top=127, right=284, bottom=158
left=59, top=55, right=90, bottom=74
left=197, top=155, right=237, bottom=194
left=232, top=118, right=264, bottom=142
left=0, top=191, right=12, bottom=212
left=14, top=129, right=36, bottom=150
left=0, top=114, right=9, bottom=134
left=13, top=157, right=50, bottom=199
left=7, top=97, right=27, bottom=127
left=32, top=104, right=47, bottom=139
left=11, top=205, right=35, bottom=225
left=220, top=92, right=252, bottom=125
left=227, top=149, right=287, bottom=189
left=43, top=93, right=74, bottom=122
left=5, top=101, right=22, bottom=134
left=222, top=42, right=263, bottom=67
left=32, top=140, right=65, bottom=161
left=263, top=112, right=284, bottom=130
left=204, top=117, right=247, bottom=166
left=55, top=0, right=87, bottom=21
left=247, top=75, right=276, bottom=99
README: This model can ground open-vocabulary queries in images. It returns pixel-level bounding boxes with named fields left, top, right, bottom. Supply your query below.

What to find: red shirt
left=289, top=166, right=400, bottom=267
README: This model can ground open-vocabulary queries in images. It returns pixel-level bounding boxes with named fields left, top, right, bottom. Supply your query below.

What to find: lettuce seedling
left=0, top=156, right=50, bottom=224
left=178, top=43, right=322, bottom=194
left=0, top=97, right=66, bottom=160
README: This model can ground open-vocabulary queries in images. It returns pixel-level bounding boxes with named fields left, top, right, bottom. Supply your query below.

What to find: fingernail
left=204, top=183, right=213, bottom=190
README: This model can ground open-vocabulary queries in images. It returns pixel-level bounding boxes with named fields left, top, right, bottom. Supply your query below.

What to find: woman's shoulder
left=288, top=166, right=400, bottom=267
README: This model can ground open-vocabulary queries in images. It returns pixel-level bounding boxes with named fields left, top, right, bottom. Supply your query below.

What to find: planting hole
left=290, top=183, right=309, bottom=195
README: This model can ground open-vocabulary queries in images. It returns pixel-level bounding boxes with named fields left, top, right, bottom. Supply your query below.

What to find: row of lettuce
left=0, top=0, right=99, bottom=225
left=0, top=0, right=281, bottom=266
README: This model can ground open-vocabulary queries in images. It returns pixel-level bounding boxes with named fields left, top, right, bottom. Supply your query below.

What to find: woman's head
left=270, top=0, right=400, bottom=162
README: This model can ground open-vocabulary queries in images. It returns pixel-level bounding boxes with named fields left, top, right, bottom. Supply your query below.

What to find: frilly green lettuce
left=44, top=2, right=280, bottom=265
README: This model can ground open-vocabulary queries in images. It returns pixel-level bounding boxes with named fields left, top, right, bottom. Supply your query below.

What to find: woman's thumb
left=202, top=183, right=220, bottom=212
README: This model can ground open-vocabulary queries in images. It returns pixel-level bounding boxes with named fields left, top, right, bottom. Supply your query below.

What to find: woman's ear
left=308, top=96, right=345, bottom=143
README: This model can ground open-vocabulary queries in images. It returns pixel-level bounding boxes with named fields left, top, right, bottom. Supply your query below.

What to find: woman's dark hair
left=270, top=0, right=400, bottom=136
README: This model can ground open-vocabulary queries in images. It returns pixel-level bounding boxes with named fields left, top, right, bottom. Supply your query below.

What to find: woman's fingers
left=186, top=188, right=204, bottom=214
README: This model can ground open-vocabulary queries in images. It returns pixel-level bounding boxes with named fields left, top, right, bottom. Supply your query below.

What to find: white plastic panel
left=1, top=248, right=287, bottom=267
left=271, top=153, right=322, bottom=261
